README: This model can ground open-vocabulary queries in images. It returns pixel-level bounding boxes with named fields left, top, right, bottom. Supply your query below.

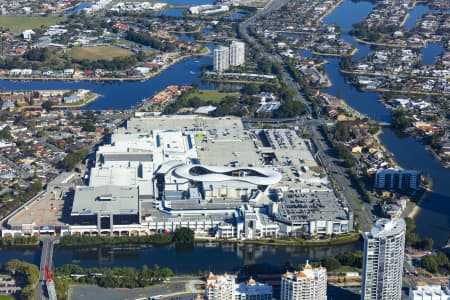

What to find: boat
left=189, top=71, right=196, bottom=75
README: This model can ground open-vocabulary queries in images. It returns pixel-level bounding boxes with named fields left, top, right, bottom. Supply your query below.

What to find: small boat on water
left=189, top=71, right=195, bottom=75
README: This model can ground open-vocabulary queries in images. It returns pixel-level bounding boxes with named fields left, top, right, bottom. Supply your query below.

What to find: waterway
left=321, top=0, right=450, bottom=245
left=160, top=0, right=214, bottom=5
left=404, top=4, right=429, bottom=30
left=0, top=0, right=448, bottom=247
left=157, top=8, right=186, bottom=17
left=421, top=43, right=444, bottom=65
left=0, top=242, right=360, bottom=273
left=64, top=2, right=92, bottom=15
left=0, top=52, right=215, bottom=110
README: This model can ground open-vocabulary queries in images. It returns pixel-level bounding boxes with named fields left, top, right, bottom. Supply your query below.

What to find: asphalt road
left=70, top=281, right=199, bottom=300
left=0, top=154, right=30, bottom=178
left=240, top=0, right=374, bottom=233
left=36, top=237, right=57, bottom=300
left=306, top=120, right=373, bottom=233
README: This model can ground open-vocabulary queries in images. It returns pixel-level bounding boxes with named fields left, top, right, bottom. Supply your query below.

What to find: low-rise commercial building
left=409, top=283, right=450, bottom=300
left=1, top=115, right=352, bottom=239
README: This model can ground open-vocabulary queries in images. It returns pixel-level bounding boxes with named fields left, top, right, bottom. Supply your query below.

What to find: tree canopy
left=174, top=227, right=195, bottom=244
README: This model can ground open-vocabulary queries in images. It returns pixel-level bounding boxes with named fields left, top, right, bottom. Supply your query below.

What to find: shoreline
left=352, top=36, right=414, bottom=48
left=15, top=92, right=101, bottom=111
left=408, top=190, right=429, bottom=219
left=199, top=233, right=361, bottom=247
left=0, top=233, right=361, bottom=248
left=317, top=0, right=344, bottom=22
left=340, top=69, right=449, bottom=168
left=0, top=50, right=210, bottom=83
left=339, top=68, right=444, bottom=80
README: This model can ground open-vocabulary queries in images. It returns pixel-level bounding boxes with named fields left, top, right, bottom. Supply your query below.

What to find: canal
left=0, top=51, right=215, bottom=110
left=0, top=0, right=447, bottom=246
left=0, top=241, right=360, bottom=273
left=321, top=0, right=450, bottom=245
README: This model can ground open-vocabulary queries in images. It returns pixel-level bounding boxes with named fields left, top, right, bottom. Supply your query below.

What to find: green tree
left=29, top=180, right=42, bottom=194
left=82, top=121, right=96, bottom=132
left=42, top=101, right=54, bottom=111
left=321, top=256, right=342, bottom=271
left=174, top=227, right=194, bottom=244
left=418, top=238, right=434, bottom=251
left=36, top=130, right=46, bottom=138
left=422, top=255, right=439, bottom=273
left=0, top=126, right=13, bottom=141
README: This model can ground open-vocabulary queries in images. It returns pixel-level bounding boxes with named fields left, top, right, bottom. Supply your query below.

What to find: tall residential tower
left=213, top=46, right=230, bottom=73
left=230, top=40, right=245, bottom=67
left=280, top=261, right=327, bottom=300
left=361, top=218, right=406, bottom=300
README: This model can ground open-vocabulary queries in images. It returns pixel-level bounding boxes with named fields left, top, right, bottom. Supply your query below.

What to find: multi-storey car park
left=2, top=115, right=353, bottom=239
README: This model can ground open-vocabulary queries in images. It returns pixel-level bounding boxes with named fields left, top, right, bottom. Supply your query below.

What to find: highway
left=306, top=120, right=373, bottom=233
left=240, top=0, right=374, bottom=233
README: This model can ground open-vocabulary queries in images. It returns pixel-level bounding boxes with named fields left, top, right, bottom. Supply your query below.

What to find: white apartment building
left=409, top=282, right=450, bottom=300
left=375, top=169, right=422, bottom=191
left=280, top=261, right=327, bottom=300
left=230, top=41, right=245, bottom=67
left=205, top=273, right=272, bottom=300
left=361, top=218, right=406, bottom=300
left=214, top=46, right=230, bottom=73
left=206, top=273, right=235, bottom=300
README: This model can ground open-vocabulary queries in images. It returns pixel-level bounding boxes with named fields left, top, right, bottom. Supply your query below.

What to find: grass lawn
left=0, top=16, right=66, bottom=34
left=67, top=46, right=134, bottom=61
left=0, top=295, right=15, bottom=300
left=187, top=89, right=240, bottom=103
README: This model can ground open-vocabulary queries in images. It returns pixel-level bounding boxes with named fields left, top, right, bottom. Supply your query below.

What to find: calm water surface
left=0, top=242, right=360, bottom=273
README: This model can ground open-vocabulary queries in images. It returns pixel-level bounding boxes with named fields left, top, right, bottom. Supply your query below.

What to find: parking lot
left=7, top=187, right=70, bottom=228
left=70, top=282, right=197, bottom=300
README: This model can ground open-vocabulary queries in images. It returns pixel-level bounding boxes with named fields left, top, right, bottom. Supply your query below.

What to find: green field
left=186, top=90, right=240, bottom=103
left=68, top=46, right=134, bottom=61
left=0, top=16, right=66, bottom=34
left=0, top=295, right=15, bottom=300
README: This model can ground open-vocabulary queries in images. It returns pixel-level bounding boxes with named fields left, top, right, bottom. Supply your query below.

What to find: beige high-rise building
left=230, top=41, right=245, bottom=67
left=280, top=261, right=327, bottom=300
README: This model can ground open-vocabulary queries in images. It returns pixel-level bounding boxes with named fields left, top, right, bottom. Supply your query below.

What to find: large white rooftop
left=369, top=218, right=406, bottom=239
left=71, top=186, right=139, bottom=216
left=409, top=284, right=450, bottom=300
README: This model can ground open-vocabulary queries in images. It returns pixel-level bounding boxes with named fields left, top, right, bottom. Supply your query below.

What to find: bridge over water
left=36, top=237, right=59, bottom=300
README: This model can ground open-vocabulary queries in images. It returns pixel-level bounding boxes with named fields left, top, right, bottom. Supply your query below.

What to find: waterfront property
left=409, top=283, right=450, bottom=300
left=2, top=115, right=352, bottom=239
left=361, top=218, right=406, bottom=300
left=374, top=169, right=422, bottom=192
left=205, top=272, right=272, bottom=300
left=280, top=262, right=327, bottom=300
left=0, top=275, right=20, bottom=296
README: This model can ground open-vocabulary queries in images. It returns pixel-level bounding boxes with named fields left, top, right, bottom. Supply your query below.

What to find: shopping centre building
left=10, top=115, right=353, bottom=239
